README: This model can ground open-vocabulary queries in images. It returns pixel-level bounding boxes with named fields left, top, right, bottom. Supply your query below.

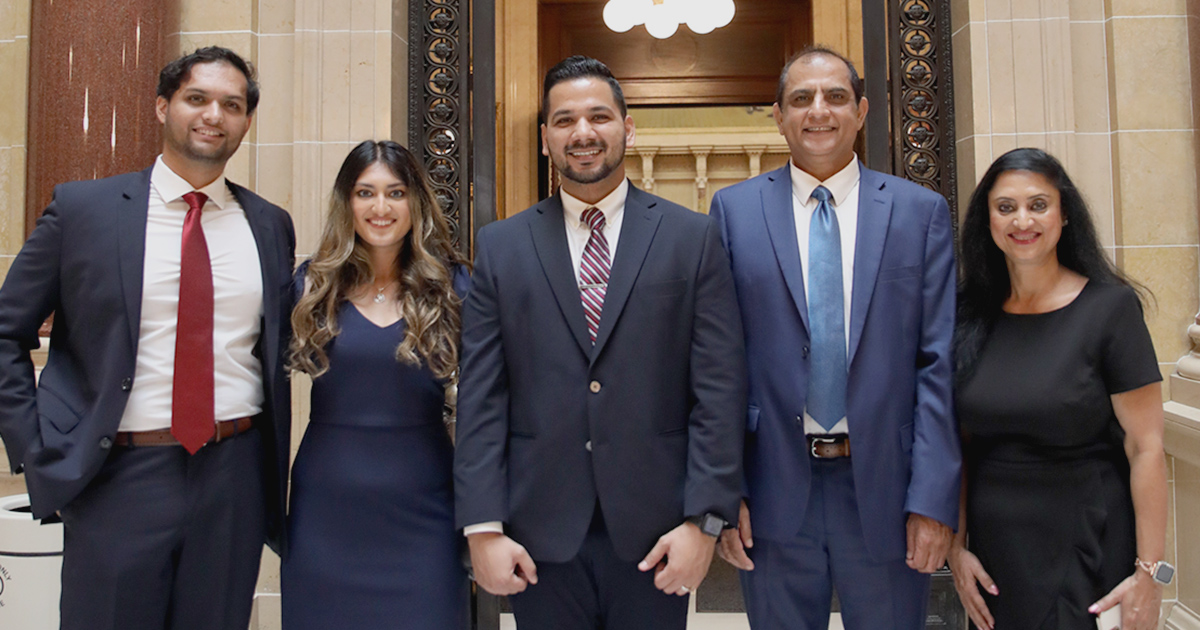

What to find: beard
left=552, top=140, right=625, bottom=185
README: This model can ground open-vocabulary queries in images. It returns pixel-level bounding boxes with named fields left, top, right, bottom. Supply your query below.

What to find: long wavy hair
left=290, top=140, right=468, bottom=380
left=956, top=147, right=1147, bottom=381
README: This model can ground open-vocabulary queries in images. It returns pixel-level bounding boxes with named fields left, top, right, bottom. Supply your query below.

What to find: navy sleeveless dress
left=281, top=270, right=469, bottom=629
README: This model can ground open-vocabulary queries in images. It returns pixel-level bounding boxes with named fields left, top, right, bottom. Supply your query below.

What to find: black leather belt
left=807, top=433, right=850, bottom=459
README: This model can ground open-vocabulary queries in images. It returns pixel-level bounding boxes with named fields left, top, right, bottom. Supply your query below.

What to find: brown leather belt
left=113, top=417, right=254, bottom=448
left=807, top=434, right=851, bottom=459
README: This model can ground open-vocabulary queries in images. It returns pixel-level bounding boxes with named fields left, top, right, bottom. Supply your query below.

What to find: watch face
left=1154, top=563, right=1175, bottom=585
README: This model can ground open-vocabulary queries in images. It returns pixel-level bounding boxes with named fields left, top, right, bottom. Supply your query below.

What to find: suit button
left=589, top=381, right=601, bottom=393
left=585, top=440, right=592, bottom=452
left=121, top=378, right=132, bottom=391
left=99, top=437, right=113, bottom=449
left=796, top=416, right=804, bottom=426
left=802, top=346, right=810, bottom=358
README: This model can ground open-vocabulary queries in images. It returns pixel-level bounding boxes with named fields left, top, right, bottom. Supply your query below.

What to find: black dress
left=281, top=268, right=469, bottom=629
left=956, top=281, right=1161, bottom=629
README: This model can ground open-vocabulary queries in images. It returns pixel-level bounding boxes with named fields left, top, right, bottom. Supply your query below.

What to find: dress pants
left=58, top=428, right=267, bottom=630
left=508, top=505, right=689, bottom=630
left=741, top=458, right=930, bottom=630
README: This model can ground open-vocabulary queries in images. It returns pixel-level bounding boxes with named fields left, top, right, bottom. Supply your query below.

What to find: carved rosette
left=892, top=0, right=958, bottom=231
left=410, top=0, right=470, bottom=250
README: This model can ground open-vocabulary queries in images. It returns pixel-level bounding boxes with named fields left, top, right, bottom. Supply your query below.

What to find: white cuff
left=463, top=521, right=504, bottom=537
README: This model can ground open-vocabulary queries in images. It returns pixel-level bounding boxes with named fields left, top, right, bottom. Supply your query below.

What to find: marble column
left=25, top=0, right=179, bottom=231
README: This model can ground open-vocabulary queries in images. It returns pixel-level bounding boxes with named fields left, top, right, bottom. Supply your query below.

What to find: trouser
left=59, top=428, right=267, bottom=630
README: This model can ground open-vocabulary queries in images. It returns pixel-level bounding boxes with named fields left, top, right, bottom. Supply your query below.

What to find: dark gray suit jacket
left=0, top=167, right=296, bottom=551
left=454, top=184, right=747, bottom=563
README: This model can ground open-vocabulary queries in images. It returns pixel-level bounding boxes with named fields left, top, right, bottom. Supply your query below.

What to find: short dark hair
left=541, top=55, right=627, bottom=121
left=157, top=47, right=260, bottom=114
left=776, top=46, right=864, bottom=107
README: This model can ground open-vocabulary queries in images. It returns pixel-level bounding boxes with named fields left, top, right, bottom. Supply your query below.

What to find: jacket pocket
left=641, top=278, right=687, bottom=298
left=877, top=264, right=921, bottom=283
left=38, top=385, right=83, bottom=434
left=747, top=405, right=760, bottom=433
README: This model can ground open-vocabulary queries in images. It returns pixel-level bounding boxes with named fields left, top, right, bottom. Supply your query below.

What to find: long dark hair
left=290, top=140, right=468, bottom=380
left=956, top=147, right=1147, bottom=381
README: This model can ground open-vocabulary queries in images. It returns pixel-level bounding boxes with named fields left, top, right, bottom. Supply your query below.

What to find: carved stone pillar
left=639, top=149, right=657, bottom=192
left=1176, top=314, right=1200, bottom=382
left=745, top=146, right=765, bottom=178
left=691, top=147, right=711, bottom=213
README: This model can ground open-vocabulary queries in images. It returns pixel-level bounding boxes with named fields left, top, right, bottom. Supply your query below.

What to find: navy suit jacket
left=454, top=185, right=747, bottom=563
left=709, top=164, right=960, bottom=562
left=0, top=168, right=296, bottom=552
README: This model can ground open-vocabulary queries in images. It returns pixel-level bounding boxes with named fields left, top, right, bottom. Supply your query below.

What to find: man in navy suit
left=0, top=47, right=295, bottom=630
left=454, top=56, right=746, bottom=630
left=711, top=47, right=960, bottom=629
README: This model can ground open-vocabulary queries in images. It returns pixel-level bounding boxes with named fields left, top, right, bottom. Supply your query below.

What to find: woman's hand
left=1089, top=570, right=1163, bottom=630
left=948, top=543, right=998, bottom=630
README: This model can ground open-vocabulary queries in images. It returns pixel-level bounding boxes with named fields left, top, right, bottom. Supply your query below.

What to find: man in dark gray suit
left=0, top=47, right=295, bottom=630
left=454, top=55, right=747, bottom=630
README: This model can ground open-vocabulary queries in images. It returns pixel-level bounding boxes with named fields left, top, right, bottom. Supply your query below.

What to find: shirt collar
left=789, top=156, right=860, bottom=207
left=560, top=179, right=629, bottom=230
left=151, top=155, right=233, bottom=210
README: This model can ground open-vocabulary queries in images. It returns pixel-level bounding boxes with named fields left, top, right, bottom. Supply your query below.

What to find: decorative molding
left=409, top=0, right=472, bottom=254
left=1164, top=379, right=1200, bottom=469
left=1166, top=603, right=1200, bottom=630
left=890, top=0, right=958, bottom=233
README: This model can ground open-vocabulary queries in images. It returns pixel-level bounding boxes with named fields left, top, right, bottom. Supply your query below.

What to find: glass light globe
left=644, top=3, right=679, bottom=39
left=685, top=0, right=718, bottom=34
left=627, top=0, right=652, bottom=26
left=713, top=0, right=736, bottom=28
left=603, top=0, right=636, bottom=33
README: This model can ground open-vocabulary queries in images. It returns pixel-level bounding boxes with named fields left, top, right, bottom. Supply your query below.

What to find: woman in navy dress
left=282, top=140, right=469, bottom=629
left=949, top=149, right=1168, bottom=630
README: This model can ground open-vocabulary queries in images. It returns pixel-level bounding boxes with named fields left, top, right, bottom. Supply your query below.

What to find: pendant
left=374, top=287, right=386, bottom=304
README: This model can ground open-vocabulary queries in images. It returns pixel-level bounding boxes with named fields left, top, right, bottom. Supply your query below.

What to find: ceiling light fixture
left=603, top=0, right=736, bottom=39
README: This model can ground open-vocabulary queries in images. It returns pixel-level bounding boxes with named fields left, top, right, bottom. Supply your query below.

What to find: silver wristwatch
left=1135, top=558, right=1175, bottom=585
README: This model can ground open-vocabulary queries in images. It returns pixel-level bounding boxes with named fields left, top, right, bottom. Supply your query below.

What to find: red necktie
left=579, top=207, right=610, bottom=344
left=172, top=191, right=215, bottom=453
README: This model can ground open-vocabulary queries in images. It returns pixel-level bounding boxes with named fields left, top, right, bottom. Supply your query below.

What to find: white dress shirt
left=463, top=180, right=630, bottom=537
left=118, top=156, right=265, bottom=432
left=791, top=158, right=860, bottom=436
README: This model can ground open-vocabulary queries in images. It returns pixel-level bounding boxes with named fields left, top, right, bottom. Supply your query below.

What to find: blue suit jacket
left=709, top=164, right=960, bottom=562
left=0, top=168, right=296, bottom=552
left=454, top=185, right=747, bottom=563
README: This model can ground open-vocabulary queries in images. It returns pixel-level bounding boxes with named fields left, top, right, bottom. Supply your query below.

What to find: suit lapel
left=848, top=167, right=892, bottom=364
left=117, top=169, right=153, bottom=349
left=761, top=166, right=809, bottom=332
left=529, top=197, right=592, bottom=356
left=230, top=183, right=281, bottom=379
left=590, top=186, right=661, bottom=361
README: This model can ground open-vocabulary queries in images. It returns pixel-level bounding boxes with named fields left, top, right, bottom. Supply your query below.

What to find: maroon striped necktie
left=579, top=207, right=610, bottom=344
left=172, top=191, right=215, bottom=454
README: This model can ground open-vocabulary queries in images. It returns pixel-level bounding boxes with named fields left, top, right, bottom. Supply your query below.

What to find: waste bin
left=0, top=494, right=62, bottom=628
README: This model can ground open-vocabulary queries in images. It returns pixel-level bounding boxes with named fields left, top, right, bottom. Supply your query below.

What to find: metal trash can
left=0, top=494, right=62, bottom=628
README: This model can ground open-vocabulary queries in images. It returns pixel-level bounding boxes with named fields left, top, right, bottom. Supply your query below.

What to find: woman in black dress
left=281, top=140, right=469, bottom=629
left=949, top=148, right=1168, bottom=630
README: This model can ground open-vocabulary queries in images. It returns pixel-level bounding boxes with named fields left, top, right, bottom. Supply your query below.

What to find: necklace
left=374, top=286, right=387, bottom=304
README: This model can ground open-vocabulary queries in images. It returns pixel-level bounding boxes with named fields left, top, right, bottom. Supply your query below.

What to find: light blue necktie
left=806, top=186, right=847, bottom=431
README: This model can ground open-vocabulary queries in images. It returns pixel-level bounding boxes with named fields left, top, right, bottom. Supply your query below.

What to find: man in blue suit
left=0, top=48, right=295, bottom=630
left=455, top=56, right=746, bottom=630
left=711, top=47, right=960, bottom=629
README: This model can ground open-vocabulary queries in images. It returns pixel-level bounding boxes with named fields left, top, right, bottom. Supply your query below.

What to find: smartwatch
left=689, top=513, right=727, bottom=538
left=1135, top=558, right=1175, bottom=586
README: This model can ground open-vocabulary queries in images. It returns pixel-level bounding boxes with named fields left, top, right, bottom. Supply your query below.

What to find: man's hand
left=638, top=521, right=717, bottom=596
left=467, top=532, right=538, bottom=595
left=717, top=500, right=754, bottom=571
left=905, top=513, right=952, bottom=573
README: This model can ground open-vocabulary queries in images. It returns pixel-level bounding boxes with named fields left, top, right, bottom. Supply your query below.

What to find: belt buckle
left=810, top=435, right=840, bottom=459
